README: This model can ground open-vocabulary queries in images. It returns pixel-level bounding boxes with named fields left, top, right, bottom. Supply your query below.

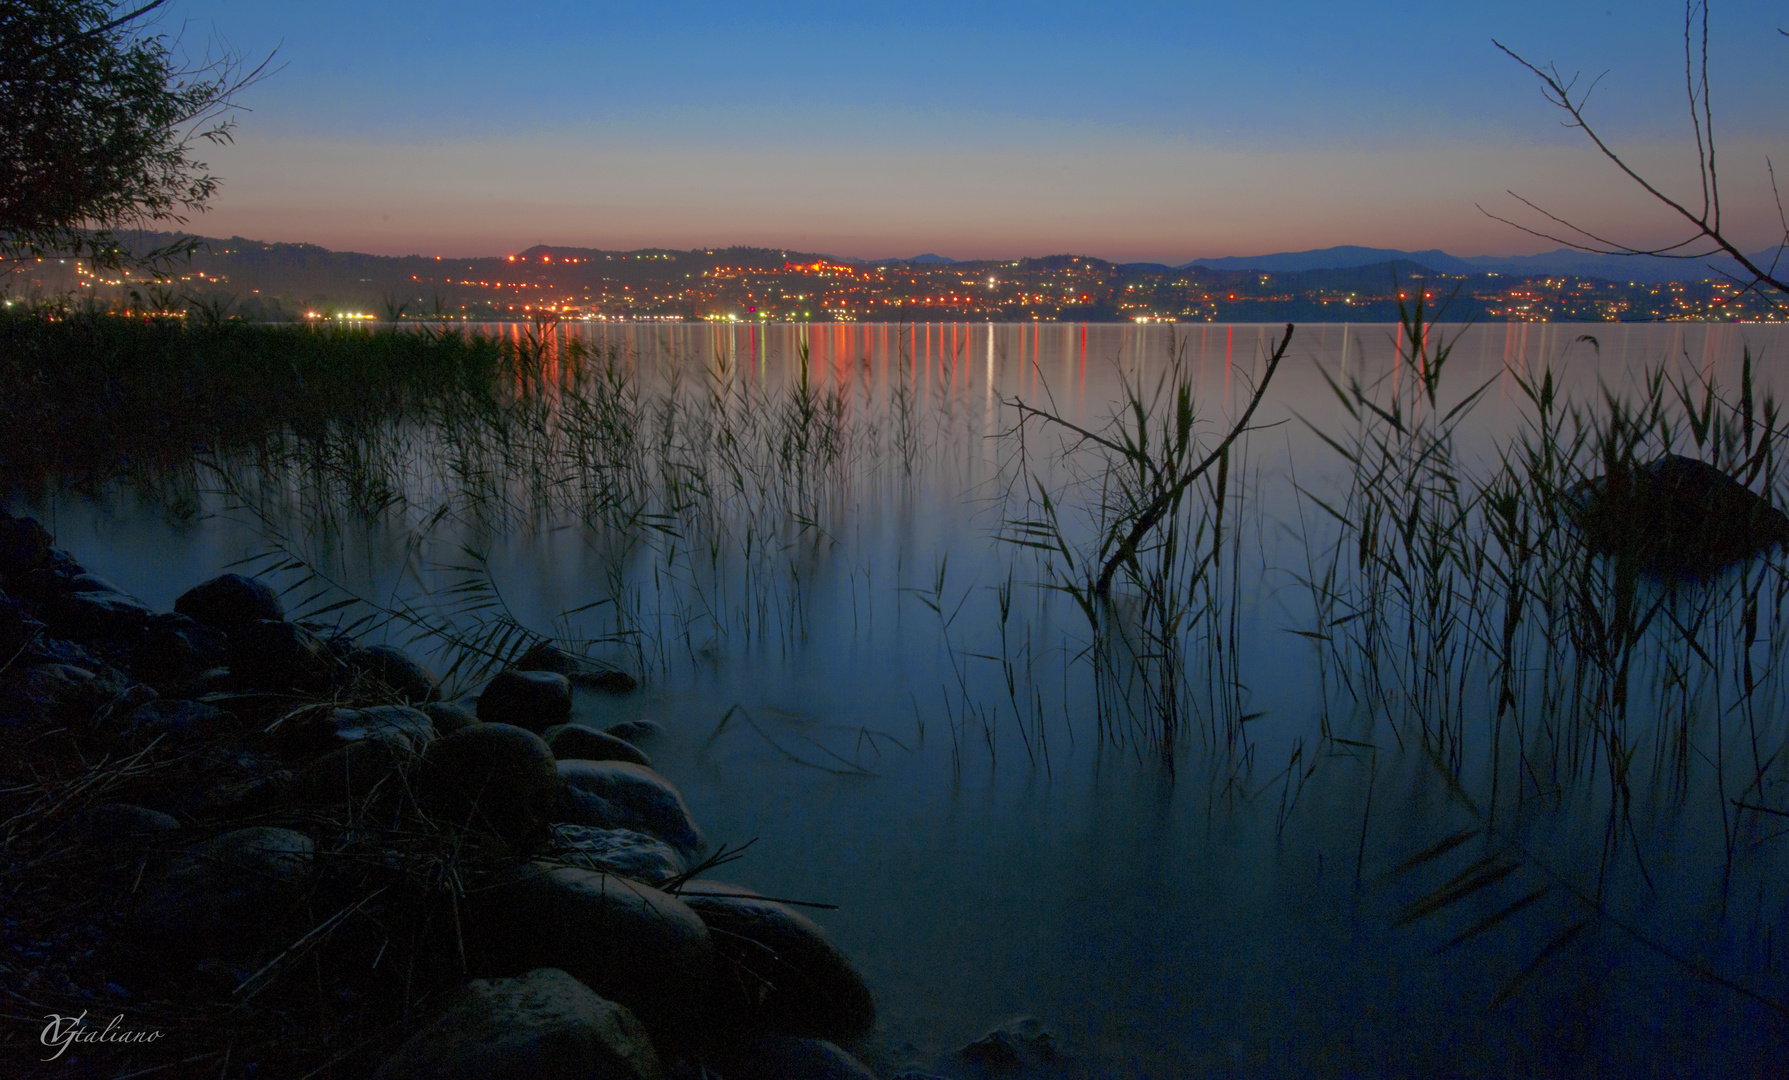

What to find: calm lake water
left=17, top=321, right=1789, bottom=1077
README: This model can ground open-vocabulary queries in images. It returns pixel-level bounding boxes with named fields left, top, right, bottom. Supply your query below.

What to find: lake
left=14, top=319, right=1789, bottom=1077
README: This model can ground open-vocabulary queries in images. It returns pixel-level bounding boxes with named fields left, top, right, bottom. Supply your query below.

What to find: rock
left=279, top=704, right=434, bottom=756
left=516, top=642, right=637, bottom=694
left=679, top=880, right=874, bottom=1042
left=65, top=571, right=119, bottom=593
left=470, top=864, right=713, bottom=1041
left=134, top=827, right=315, bottom=950
left=545, top=724, right=653, bottom=767
left=134, top=613, right=228, bottom=687
left=227, top=619, right=337, bottom=693
left=477, top=670, right=573, bottom=731
left=77, top=803, right=183, bottom=891
left=425, top=701, right=480, bottom=736
left=956, top=1017, right=1057, bottom=1072
left=1570, top=453, right=1789, bottom=576
left=44, top=588, right=155, bottom=640
left=1, top=662, right=145, bottom=725
left=370, top=967, right=663, bottom=1080
left=175, top=573, right=284, bottom=631
left=417, top=723, right=560, bottom=849
left=726, top=1036, right=878, bottom=1080
left=557, top=760, right=704, bottom=858
left=0, top=594, right=44, bottom=655
left=546, top=825, right=688, bottom=886
left=346, top=644, right=441, bottom=703
left=0, top=514, right=52, bottom=577
left=515, top=641, right=579, bottom=675
left=285, top=738, right=413, bottom=814
left=574, top=669, right=639, bottom=695
left=23, top=633, right=108, bottom=672
left=121, top=698, right=231, bottom=745
left=605, top=720, right=664, bottom=744
left=79, top=802, right=182, bottom=839
left=172, top=744, right=293, bottom=818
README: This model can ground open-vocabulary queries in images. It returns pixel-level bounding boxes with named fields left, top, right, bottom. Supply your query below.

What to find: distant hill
left=1179, top=244, right=1774, bottom=284
left=860, top=253, right=957, bottom=265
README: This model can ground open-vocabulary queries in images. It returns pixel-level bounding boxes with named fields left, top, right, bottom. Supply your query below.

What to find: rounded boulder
left=470, top=864, right=713, bottom=1042
left=417, top=723, right=560, bottom=849
left=546, top=825, right=687, bottom=886
left=556, top=760, right=703, bottom=858
left=371, top=967, right=663, bottom=1080
left=226, top=619, right=337, bottom=693
left=680, top=880, right=874, bottom=1043
left=477, top=670, right=572, bottom=732
left=174, top=573, right=285, bottom=632
left=133, top=826, right=315, bottom=950
left=544, top=724, right=652, bottom=768
left=346, top=644, right=441, bottom=704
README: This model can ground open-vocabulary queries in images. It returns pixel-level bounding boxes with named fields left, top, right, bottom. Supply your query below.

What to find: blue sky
left=158, top=1, right=1789, bottom=261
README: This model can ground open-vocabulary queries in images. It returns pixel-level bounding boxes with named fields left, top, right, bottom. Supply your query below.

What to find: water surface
left=18, top=321, right=1789, bottom=1077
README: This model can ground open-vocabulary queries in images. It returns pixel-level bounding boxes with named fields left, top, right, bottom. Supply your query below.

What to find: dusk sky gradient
left=159, top=1, right=1788, bottom=262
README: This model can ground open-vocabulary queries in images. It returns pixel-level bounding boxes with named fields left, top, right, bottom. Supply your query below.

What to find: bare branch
left=12, top=0, right=171, bottom=67
left=1487, top=6, right=1789, bottom=299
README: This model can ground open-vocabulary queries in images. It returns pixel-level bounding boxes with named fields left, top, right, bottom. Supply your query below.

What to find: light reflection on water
left=24, top=321, right=1789, bottom=1077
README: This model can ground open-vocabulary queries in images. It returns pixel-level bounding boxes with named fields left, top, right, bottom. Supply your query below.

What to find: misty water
left=16, top=320, right=1789, bottom=1077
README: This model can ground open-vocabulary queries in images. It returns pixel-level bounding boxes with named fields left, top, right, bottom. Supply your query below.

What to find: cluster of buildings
left=12, top=242, right=1784, bottom=323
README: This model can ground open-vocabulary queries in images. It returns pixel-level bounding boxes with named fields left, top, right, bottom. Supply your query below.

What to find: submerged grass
left=1294, top=292, right=1789, bottom=1014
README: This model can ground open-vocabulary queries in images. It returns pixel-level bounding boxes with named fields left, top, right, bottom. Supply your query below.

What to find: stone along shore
left=0, top=506, right=941, bottom=1080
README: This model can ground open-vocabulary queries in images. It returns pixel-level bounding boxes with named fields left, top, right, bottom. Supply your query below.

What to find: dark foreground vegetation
left=0, top=308, right=509, bottom=496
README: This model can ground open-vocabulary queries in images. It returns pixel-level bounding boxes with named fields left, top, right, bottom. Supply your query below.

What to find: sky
left=153, top=1, right=1789, bottom=262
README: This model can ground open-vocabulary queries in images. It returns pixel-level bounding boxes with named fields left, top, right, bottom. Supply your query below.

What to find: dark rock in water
left=470, top=864, right=713, bottom=1043
left=956, top=1017, right=1057, bottom=1072
left=679, top=879, right=874, bottom=1043
left=605, top=720, right=664, bottom=744
left=418, top=723, right=560, bottom=849
left=726, top=1036, right=878, bottom=1080
left=370, top=966, right=663, bottom=1080
left=175, top=573, right=284, bottom=632
left=478, top=670, right=573, bottom=731
left=574, top=669, right=639, bottom=695
left=122, top=698, right=231, bottom=745
left=516, top=642, right=638, bottom=694
left=227, top=619, right=337, bottom=692
left=0, top=514, right=52, bottom=577
left=134, top=827, right=314, bottom=951
left=545, top=723, right=653, bottom=767
left=345, top=643, right=441, bottom=703
left=557, top=760, right=704, bottom=857
left=425, top=700, right=480, bottom=737
left=1571, top=454, right=1789, bottom=576
left=546, top=825, right=688, bottom=885
left=515, top=641, right=579, bottom=675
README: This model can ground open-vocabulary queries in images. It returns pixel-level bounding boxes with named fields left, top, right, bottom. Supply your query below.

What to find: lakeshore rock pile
left=0, top=506, right=895, bottom=1079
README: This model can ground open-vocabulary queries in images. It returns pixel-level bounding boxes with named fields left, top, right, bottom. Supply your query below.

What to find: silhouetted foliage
left=0, top=1, right=269, bottom=270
